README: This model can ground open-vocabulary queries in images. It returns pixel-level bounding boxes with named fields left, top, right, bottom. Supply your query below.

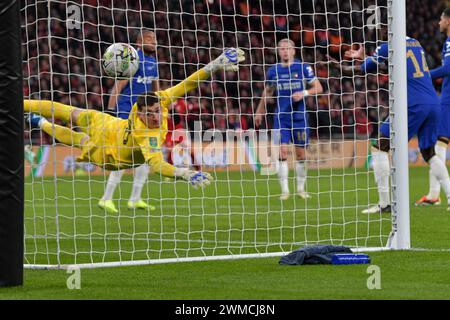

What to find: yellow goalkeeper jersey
left=77, top=68, right=210, bottom=175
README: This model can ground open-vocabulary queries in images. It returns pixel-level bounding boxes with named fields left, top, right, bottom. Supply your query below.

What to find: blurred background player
left=254, top=38, right=323, bottom=200
left=24, top=144, right=36, bottom=169
left=340, top=37, right=450, bottom=213
left=164, top=100, right=194, bottom=169
left=416, top=8, right=450, bottom=206
left=99, top=29, right=160, bottom=214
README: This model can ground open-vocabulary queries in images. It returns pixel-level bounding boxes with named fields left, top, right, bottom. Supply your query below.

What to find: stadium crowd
left=23, top=0, right=446, bottom=144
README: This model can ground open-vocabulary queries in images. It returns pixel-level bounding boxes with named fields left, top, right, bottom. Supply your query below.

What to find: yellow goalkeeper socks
left=24, top=100, right=75, bottom=123
left=41, top=121, right=87, bottom=147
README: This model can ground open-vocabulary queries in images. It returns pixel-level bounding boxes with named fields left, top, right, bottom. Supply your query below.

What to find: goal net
left=23, top=0, right=402, bottom=269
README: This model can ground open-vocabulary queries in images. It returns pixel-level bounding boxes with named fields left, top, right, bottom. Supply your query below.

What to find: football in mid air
left=102, top=43, right=139, bottom=78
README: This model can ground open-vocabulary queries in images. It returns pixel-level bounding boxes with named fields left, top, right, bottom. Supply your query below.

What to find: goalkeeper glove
left=175, top=168, right=214, bottom=189
left=205, top=48, right=245, bottom=73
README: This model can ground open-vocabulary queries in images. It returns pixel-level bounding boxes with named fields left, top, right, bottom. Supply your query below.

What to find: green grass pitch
left=1, top=166, right=450, bottom=299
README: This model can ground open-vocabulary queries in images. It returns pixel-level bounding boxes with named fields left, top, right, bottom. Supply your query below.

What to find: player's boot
left=75, top=168, right=87, bottom=176
left=25, top=113, right=44, bottom=128
left=297, top=191, right=312, bottom=200
left=414, top=196, right=441, bottom=206
left=280, top=193, right=290, bottom=201
left=362, top=204, right=391, bottom=214
left=127, top=200, right=156, bottom=211
left=98, top=199, right=118, bottom=214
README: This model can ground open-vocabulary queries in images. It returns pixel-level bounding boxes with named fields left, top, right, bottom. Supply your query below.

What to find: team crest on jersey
left=149, top=137, right=158, bottom=147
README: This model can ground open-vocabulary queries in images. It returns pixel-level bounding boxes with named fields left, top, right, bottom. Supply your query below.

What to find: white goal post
left=387, top=0, right=410, bottom=250
left=22, top=0, right=409, bottom=269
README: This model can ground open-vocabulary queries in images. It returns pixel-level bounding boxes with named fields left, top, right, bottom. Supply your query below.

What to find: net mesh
left=23, top=0, right=393, bottom=267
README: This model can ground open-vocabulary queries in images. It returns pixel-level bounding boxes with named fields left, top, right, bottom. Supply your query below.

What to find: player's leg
left=278, top=143, right=290, bottom=200
left=417, top=138, right=448, bottom=206
left=293, top=127, right=310, bottom=199
left=274, top=126, right=291, bottom=200
left=417, top=105, right=450, bottom=211
left=272, top=118, right=290, bottom=200
left=365, top=105, right=432, bottom=213
left=417, top=103, right=450, bottom=205
left=128, top=164, right=156, bottom=211
left=24, top=100, right=78, bottom=123
left=421, top=146, right=450, bottom=208
left=98, top=170, right=125, bottom=214
left=26, top=113, right=89, bottom=148
left=362, top=120, right=391, bottom=214
left=366, top=105, right=434, bottom=213
left=24, top=99, right=100, bottom=134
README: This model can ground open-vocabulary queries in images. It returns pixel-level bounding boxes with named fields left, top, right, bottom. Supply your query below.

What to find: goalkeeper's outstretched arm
left=158, top=48, right=245, bottom=107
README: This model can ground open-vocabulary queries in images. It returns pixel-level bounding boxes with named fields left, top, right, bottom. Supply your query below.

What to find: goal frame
left=386, top=0, right=411, bottom=250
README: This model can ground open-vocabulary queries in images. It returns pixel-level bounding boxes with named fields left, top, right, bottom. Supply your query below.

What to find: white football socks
left=372, top=148, right=391, bottom=207
left=295, top=161, right=307, bottom=192
left=429, top=155, right=450, bottom=203
left=427, top=143, right=447, bottom=199
left=129, top=164, right=149, bottom=202
left=102, top=169, right=124, bottom=201
left=278, top=160, right=290, bottom=195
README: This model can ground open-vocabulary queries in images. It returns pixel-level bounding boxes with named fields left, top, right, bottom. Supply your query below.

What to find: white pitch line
left=408, top=247, right=450, bottom=252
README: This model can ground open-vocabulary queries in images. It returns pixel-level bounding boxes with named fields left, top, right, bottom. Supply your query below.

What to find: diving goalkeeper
left=25, top=48, right=245, bottom=188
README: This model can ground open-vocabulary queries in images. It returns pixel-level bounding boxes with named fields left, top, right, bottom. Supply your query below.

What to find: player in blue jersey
left=416, top=8, right=450, bottom=207
left=255, top=38, right=323, bottom=200
left=339, top=37, right=450, bottom=213
left=99, top=30, right=160, bottom=214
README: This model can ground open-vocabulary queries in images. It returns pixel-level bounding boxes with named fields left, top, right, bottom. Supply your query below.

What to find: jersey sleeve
left=302, top=63, right=317, bottom=83
left=360, top=43, right=388, bottom=74
left=430, top=40, right=450, bottom=79
left=135, top=133, right=176, bottom=177
left=430, top=60, right=450, bottom=79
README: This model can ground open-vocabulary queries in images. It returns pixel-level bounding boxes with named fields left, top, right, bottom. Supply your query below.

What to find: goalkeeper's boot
left=362, top=204, right=391, bottom=214
left=414, top=195, right=441, bottom=207
left=98, top=199, right=118, bottom=214
left=25, top=113, right=44, bottom=128
left=127, top=200, right=156, bottom=211
left=297, top=191, right=312, bottom=200
left=75, top=168, right=87, bottom=176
